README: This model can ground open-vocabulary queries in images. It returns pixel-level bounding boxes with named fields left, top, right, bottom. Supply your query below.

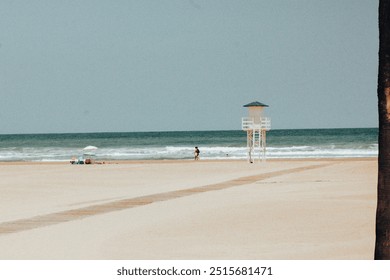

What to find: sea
left=0, top=128, right=378, bottom=162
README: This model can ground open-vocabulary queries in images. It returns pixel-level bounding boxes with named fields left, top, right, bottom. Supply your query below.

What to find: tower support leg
left=247, top=130, right=253, bottom=163
left=261, top=130, right=267, bottom=162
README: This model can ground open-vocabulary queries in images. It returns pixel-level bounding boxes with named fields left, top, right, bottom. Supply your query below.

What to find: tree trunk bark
left=375, top=0, right=390, bottom=260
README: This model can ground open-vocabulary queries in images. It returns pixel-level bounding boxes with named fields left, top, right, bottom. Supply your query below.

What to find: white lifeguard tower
left=242, top=101, right=271, bottom=162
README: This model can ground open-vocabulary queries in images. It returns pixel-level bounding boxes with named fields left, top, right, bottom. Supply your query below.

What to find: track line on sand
left=0, top=162, right=334, bottom=234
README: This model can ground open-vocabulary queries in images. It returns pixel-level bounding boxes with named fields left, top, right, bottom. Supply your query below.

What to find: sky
left=0, top=0, right=379, bottom=134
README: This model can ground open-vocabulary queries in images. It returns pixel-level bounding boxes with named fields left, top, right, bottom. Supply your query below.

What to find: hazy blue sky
left=0, top=0, right=379, bottom=134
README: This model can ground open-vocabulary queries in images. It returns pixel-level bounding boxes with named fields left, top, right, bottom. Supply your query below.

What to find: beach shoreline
left=0, top=156, right=378, bottom=165
left=0, top=157, right=377, bottom=259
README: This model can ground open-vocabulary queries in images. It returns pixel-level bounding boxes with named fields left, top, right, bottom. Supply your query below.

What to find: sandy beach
left=0, top=158, right=377, bottom=259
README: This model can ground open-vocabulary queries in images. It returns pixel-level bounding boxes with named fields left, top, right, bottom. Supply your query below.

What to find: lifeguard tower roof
left=243, top=101, right=269, bottom=107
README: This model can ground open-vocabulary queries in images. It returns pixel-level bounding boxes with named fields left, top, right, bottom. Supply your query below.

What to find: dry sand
left=0, top=158, right=377, bottom=259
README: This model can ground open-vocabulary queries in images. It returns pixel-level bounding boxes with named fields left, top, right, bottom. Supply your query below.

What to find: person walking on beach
left=194, top=147, right=200, bottom=160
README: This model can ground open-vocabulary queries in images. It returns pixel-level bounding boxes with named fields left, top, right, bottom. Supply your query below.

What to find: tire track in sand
left=0, top=162, right=334, bottom=234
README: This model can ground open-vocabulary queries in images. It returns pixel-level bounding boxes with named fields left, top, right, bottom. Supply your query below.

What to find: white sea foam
left=0, top=144, right=379, bottom=161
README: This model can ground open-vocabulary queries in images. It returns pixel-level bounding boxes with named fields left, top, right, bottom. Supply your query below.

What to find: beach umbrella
left=83, top=145, right=98, bottom=151
left=83, top=146, right=98, bottom=157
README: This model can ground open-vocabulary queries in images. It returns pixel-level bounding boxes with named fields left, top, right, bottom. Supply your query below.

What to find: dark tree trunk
left=375, top=0, right=390, bottom=260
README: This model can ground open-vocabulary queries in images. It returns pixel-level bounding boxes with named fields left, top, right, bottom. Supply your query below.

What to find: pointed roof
left=243, top=101, right=269, bottom=107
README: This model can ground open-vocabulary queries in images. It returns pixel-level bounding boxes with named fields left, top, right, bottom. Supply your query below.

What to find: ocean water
left=0, top=128, right=378, bottom=162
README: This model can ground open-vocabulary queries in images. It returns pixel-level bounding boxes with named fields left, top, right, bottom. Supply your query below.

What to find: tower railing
left=242, top=117, right=271, bottom=131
